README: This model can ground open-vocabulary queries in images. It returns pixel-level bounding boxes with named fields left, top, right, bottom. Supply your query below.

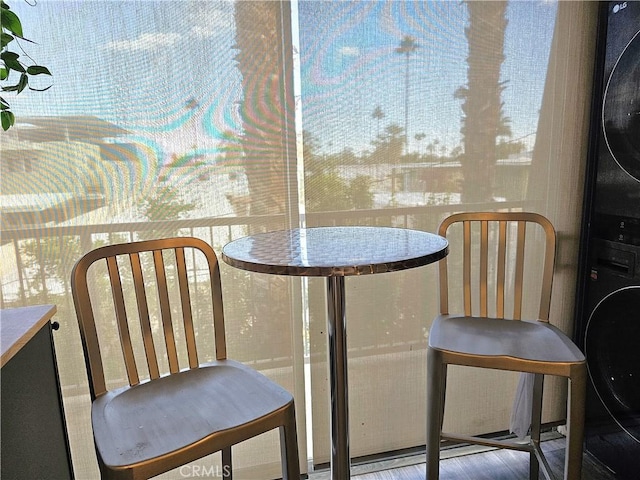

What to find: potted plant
left=1, top=0, right=51, bottom=130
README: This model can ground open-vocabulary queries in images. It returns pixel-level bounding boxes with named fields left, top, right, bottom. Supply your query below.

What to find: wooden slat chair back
left=71, top=237, right=299, bottom=480
left=426, top=212, right=586, bottom=480
left=73, top=237, right=225, bottom=396
left=437, top=211, right=555, bottom=323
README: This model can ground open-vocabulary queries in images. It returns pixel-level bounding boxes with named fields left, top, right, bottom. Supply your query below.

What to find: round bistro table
left=222, top=226, right=449, bottom=479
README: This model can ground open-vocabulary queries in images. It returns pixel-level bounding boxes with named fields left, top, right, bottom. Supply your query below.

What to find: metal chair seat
left=93, top=360, right=294, bottom=470
left=430, top=315, right=585, bottom=365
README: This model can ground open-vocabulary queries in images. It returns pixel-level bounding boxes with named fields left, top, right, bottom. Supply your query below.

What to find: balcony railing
left=1, top=201, right=526, bottom=308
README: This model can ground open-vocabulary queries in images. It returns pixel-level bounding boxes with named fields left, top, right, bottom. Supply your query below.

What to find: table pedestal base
left=327, top=276, right=350, bottom=479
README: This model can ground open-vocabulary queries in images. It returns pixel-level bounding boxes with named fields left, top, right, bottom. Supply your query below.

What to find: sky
left=8, top=0, right=558, bottom=160
left=296, top=0, right=558, bottom=155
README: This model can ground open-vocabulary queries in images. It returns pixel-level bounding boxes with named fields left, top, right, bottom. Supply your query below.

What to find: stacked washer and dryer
left=575, top=2, right=640, bottom=478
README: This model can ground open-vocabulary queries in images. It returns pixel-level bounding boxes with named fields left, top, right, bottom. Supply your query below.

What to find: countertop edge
left=1, top=304, right=57, bottom=368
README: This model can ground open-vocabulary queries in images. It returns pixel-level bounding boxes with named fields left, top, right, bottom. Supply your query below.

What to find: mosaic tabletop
left=221, top=226, right=449, bottom=277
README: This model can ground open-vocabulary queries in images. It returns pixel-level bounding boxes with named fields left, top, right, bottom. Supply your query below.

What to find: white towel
left=510, top=372, right=535, bottom=439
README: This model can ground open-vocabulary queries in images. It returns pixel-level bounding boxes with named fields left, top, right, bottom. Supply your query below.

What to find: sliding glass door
left=1, top=1, right=598, bottom=476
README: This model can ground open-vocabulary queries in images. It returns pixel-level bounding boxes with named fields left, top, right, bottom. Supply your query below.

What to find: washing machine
left=582, top=236, right=639, bottom=478
left=575, top=1, right=640, bottom=478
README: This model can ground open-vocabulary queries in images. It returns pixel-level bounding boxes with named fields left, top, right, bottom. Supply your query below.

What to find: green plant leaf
left=29, top=84, right=52, bottom=92
left=1, top=50, right=18, bottom=61
left=1, top=110, right=15, bottom=131
left=1, top=32, right=13, bottom=49
left=27, top=65, right=51, bottom=75
left=0, top=66, right=7, bottom=80
left=16, top=72, right=27, bottom=93
left=2, top=82, right=20, bottom=91
left=1, top=8, right=22, bottom=37
left=1, top=51, right=25, bottom=72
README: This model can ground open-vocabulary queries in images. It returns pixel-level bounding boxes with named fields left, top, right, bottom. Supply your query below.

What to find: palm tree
left=415, top=132, right=426, bottom=155
left=233, top=2, right=292, bottom=215
left=456, top=2, right=508, bottom=202
left=372, top=123, right=405, bottom=203
left=395, top=35, right=419, bottom=155
left=372, top=105, right=385, bottom=138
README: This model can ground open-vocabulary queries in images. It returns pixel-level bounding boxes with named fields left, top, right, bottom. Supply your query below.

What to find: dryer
left=582, top=237, right=639, bottom=478
left=575, top=2, right=640, bottom=478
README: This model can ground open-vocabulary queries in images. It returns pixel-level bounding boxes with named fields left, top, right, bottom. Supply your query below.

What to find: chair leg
left=280, top=404, right=300, bottom=480
left=565, top=365, right=586, bottom=480
left=529, top=373, right=544, bottom=480
left=222, top=446, right=232, bottom=480
left=426, top=347, right=446, bottom=480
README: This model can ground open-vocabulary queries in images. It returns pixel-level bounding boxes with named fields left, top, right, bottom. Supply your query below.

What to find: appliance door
left=585, top=285, right=640, bottom=477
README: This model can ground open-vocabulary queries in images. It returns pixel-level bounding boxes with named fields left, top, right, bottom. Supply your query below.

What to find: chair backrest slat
left=212, top=260, right=227, bottom=361
left=130, top=252, right=160, bottom=380
left=175, top=247, right=199, bottom=369
left=153, top=249, right=180, bottom=374
left=463, top=221, right=472, bottom=316
left=437, top=212, right=556, bottom=323
left=513, top=221, right=527, bottom=320
left=72, top=237, right=226, bottom=400
left=107, top=256, right=140, bottom=386
left=479, top=220, right=489, bottom=317
left=438, top=244, right=450, bottom=316
left=72, top=261, right=107, bottom=398
left=539, top=223, right=556, bottom=322
left=496, top=220, right=507, bottom=318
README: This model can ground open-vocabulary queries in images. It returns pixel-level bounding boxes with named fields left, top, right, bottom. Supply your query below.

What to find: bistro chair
left=425, top=212, right=586, bottom=480
left=71, top=237, right=300, bottom=480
